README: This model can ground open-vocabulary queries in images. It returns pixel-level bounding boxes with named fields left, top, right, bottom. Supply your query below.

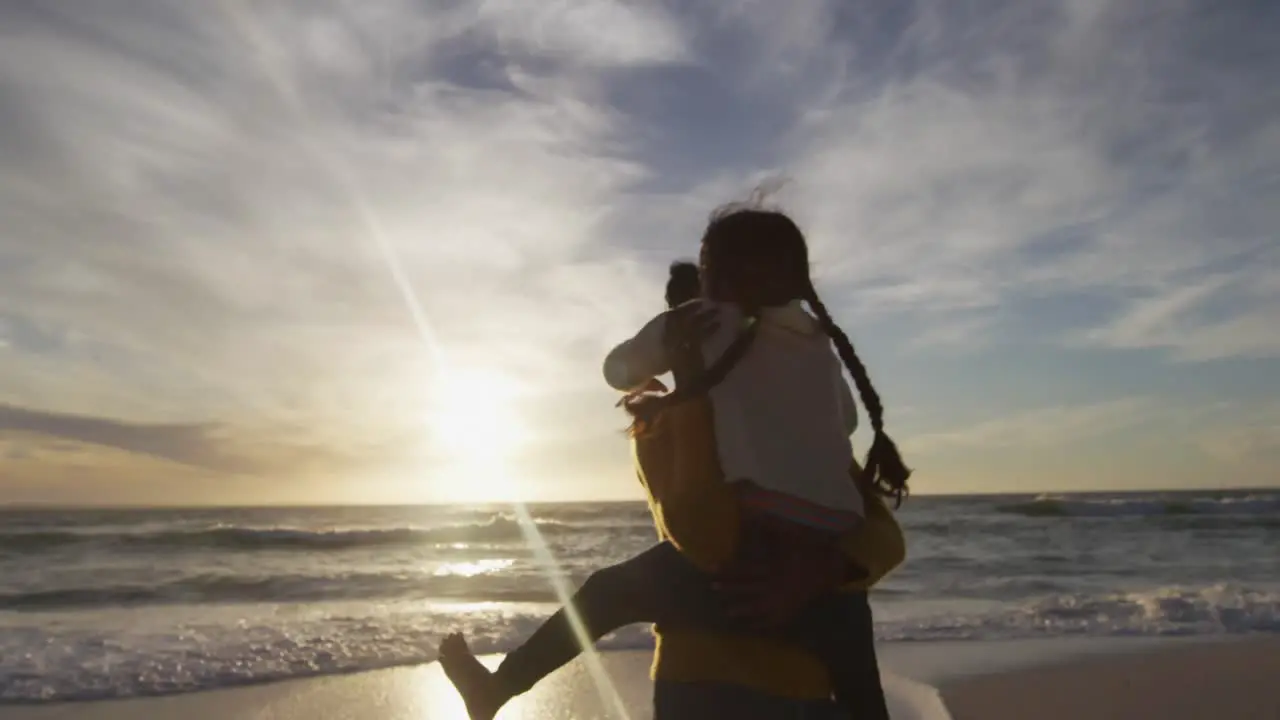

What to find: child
left=438, top=206, right=910, bottom=719
left=626, top=260, right=703, bottom=397
left=665, top=258, right=701, bottom=309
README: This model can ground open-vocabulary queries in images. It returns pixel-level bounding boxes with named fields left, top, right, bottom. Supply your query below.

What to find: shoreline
left=2, top=636, right=1277, bottom=719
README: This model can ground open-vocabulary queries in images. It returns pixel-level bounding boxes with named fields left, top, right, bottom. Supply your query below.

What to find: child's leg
left=442, top=535, right=882, bottom=720
left=441, top=540, right=725, bottom=719
left=494, top=541, right=703, bottom=695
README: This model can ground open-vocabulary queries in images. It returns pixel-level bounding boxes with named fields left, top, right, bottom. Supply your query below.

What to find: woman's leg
left=787, top=591, right=890, bottom=720
left=653, top=681, right=842, bottom=720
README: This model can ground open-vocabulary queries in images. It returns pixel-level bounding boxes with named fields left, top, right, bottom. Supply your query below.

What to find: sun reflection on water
left=432, top=559, right=515, bottom=578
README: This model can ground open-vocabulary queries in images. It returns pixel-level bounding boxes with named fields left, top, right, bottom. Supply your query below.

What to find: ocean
left=1, top=489, right=1277, bottom=703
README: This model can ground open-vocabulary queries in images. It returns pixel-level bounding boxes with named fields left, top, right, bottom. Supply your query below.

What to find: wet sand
left=3, top=637, right=1276, bottom=719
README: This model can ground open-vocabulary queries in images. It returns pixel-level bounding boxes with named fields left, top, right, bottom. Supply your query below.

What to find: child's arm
left=603, top=311, right=672, bottom=392
left=603, top=300, right=720, bottom=392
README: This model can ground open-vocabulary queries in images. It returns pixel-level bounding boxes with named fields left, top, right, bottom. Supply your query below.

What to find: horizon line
left=2, top=484, right=1275, bottom=512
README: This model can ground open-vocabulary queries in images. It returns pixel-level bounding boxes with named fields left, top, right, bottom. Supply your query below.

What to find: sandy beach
left=940, top=636, right=1280, bottom=720
left=3, top=637, right=1276, bottom=719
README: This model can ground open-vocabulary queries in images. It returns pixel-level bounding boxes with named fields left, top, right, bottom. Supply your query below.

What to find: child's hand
left=615, top=377, right=670, bottom=409
left=638, top=378, right=669, bottom=394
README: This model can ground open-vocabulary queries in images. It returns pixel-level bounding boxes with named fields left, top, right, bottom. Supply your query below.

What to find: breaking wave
left=0, top=515, right=613, bottom=554
left=996, top=494, right=1280, bottom=520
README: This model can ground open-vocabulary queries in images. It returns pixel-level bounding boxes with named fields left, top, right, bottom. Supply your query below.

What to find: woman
left=632, top=208, right=908, bottom=718
left=440, top=208, right=907, bottom=719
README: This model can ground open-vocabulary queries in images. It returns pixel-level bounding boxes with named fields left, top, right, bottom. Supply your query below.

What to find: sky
left=1, top=0, right=1277, bottom=506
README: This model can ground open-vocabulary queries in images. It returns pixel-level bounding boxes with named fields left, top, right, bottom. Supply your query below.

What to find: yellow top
left=633, top=394, right=906, bottom=698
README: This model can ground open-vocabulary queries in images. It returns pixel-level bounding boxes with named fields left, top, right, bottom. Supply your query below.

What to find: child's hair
left=625, top=204, right=912, bottom=504
left=665, top=261, right=701, bottom=309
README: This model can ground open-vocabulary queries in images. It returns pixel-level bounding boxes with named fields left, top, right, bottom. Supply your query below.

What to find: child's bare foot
left=438, top=633, right=505, bottom=720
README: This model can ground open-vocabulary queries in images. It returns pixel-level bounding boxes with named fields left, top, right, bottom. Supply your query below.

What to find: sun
left=427, top=365, right=528, bottom=462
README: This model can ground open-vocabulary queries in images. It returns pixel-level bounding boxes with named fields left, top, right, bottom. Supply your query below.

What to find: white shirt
left=603, top=300, right=864, bottom=517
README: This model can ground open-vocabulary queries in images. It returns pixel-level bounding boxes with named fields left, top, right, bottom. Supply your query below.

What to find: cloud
left=1199, top=424, right=1280, bottom=464
left=910, top=398, right=1152, bottom=452
left=0, top=1, right=678, bottom=429
left=0, top=403, right=247, bottom=473
left=1193, top=400, right=1280, bottom=466
left=0, top=401, right=439, bottom=493
left=1080, top=253, right=1280, bottom=361
left=468, top=0, right=689, bottom=67
left=777, top=0, right=1280, bottom=354
left=0, top=0, right=1276, bottom=502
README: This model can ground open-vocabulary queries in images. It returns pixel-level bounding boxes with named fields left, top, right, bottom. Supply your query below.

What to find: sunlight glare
left=221, top=4, right=629, bottom=712
left=428, top=367, right=528, bottom=460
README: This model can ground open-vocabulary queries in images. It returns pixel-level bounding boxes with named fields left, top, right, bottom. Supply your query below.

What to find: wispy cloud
left=0, top=403, right=247, bottom=473
left=467, top=0, right=690, bottom=67
left=781, top=1, right=1279, bottom=355
left=911, top=398, right=1152, bottom=452
left=1080, top=255, right=1280, bottom=361
left=0, top=2, right=672, bottom=420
